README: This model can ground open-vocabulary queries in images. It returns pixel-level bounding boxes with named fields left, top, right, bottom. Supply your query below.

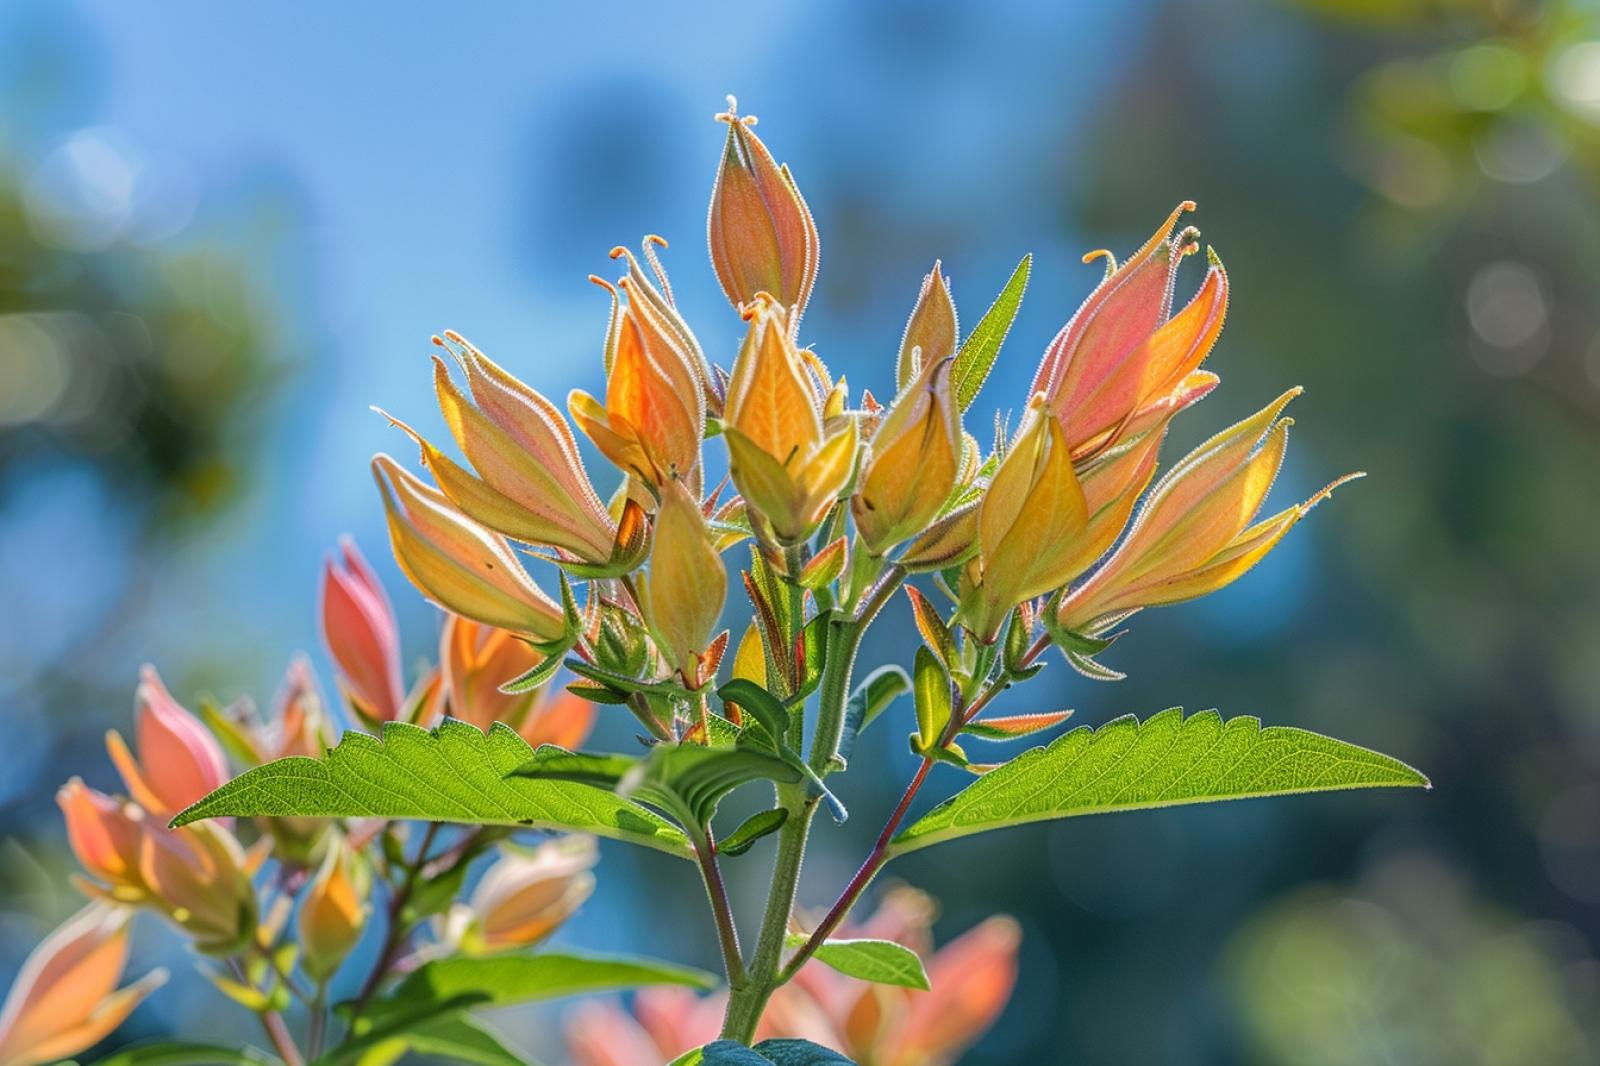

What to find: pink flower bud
left=320, top=537, right=407, bottom=726
left=56, top=780, right=145, bottom=895
left=105, top=666, right=230, bottom=818
left=0, top=905, right=167, bottom=1066
left=138, top=823, right=257, bottom=955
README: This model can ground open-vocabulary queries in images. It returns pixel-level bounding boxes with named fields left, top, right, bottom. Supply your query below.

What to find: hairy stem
left=352, top=821, right=439, bottom=1017
left=691, top=827, right=747, bottom=988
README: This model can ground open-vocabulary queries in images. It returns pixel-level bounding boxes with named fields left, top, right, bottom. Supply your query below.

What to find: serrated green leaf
left=890, top=708, right=1430, bottom=855
left=386, top=951, right=717, bottom=1008
left=90, top=1044, right=277, bottom=1066
left=719, top=807, right=789, bottom=856
left=172, top=721, right=690, bottom=858
left=950, top=254, right=1030, bottom=411
left=783, top=934, right=929, bottom=990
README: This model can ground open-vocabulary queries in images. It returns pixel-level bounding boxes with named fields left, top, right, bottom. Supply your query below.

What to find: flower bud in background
left=0, top=905, right=167, bottom=1066
left=852, top=356, right=961, bottom=555
left=874, top=915, right=1020, bottom=1066
left=959, top=399, right=1088, bottom=641
left=57, top=781, right=144, bottom=898
left=297, top=839, right=368, bottom=982
left=105, top=666, right=229, bottom=818
left=138, top=823, right=257, bottom=955
left=566, top=986, right=726, bottom=1066
left=723, top=298, right=858, bottom=544
left=570, top=245, right=706, bottom=496
left=320, top=537, right=406, bottom=725
left=896, top=261, right=957, bottom=392
left=1032, top=203, right=1225, bottom=455
left=383, top=337, right=620, bottom=566
left=640, top=479, right=727, bottom=687
left=438, top=614, right=597, bottom=747
left=373, top=455, right=567, bottom=642
left=262, top=656, right=332, bottom=761
left=1058, top=388, right=1360, bottom=635
left=708, top=97, right=818, bottom=324
left=445, top=836, right=596, bottom=955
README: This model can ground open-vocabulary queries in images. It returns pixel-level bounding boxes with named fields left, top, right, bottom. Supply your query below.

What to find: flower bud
left=1058, top=388, right=1361, bottom=634
left=439, top=614, right=597, bottom=748
left=959, top=399, right=1088, bottom=641
left=386, top=334, right=619, bottom=565
left=449, top=837, right=596, bottom=955
left=1033, top=204, right=1229, bottom=455
left=298, top=840, right=368, bottom=981
left=887, top=916, right=1020, bottom=1066
left=105, top=666, right=229, bottom=818
left=723, top=298, right=858, bottom=544
left=896, top=261, right=957, bottom=392
left=320, top=537, right=407, bottom=725
left=852, top=356, right=961, bottom=555
left=708, top=97, right=818, bottom=323
left=0, top=904, right=167, bottom=1066
left=570, top=244, right=706, bottom=496
left=640, top=479, right=727, bottom=687
left=373, top=454, right=566, bottom=642
left=138, top=822, right=257, bottom=955
left=57, top=780, right=144, bottom=896
left=264, top=656, right=333, bottom=761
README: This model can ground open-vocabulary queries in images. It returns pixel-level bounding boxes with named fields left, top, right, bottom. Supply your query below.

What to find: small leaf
left=751, top=1040, right=857, bottom=1065
left=400, top=858, right=470, bottom=926
left=912, top=647, right=952, bottom=750
left=950, top=254, right=1031, bottom=411
left=90, top=1043, right=278, bottom=1065
left=497, top=650, right=565, bottom=695
left=671, top=1043, right=773, bottom=1066
left=172, top=721, right=690, bottom=858
left=793, top=614, right=831, bottom=702
left=798, top=538, right=847, bottom=590
left=904, top=586, right=956, bottom=669
left=719, top=807, right=789, bottom=857
left=840, top=666, right=912, bottom=753
left=890, top=708, right=1430, bottom=856
left=783, top=934, right=930, bottom=990
left=375, top=1015, right=531, bottom=1066
left=717, top=679, right=790, bottom=747
left=962, top=710, right=1074, bottom=741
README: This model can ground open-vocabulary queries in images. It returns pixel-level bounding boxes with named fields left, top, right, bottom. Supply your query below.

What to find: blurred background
left=4, top=0, right=1600, bottom=1062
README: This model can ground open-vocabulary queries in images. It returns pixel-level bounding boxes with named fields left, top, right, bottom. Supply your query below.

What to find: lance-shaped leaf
left=782, top=933, right=930, bottom=990
left=170, top=721, right=691, bottom=858
left=385, top=950, right=717, bottom=1007
left=950, top=254, right=1030, bottom=411
left=889, top=708, right=1428, bottom=856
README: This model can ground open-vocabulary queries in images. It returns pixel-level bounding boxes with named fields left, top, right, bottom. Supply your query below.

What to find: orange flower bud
left=384, top=333, right=619, bottom=565
left=885, top=916, right=1020, bottom=1066
left=372, top=454, right=566, bottom=642
left=438, top=614, right=597, bottom=748
left=570, top=244, right=706, bottom=496
left=959, top=399, right=1088, bottom=641
left=896, top=261, right=957, bottom=392
left=320, top=537, right=406, bottom=725
left=708, top=97, right=818, bottom=324
left=640, top=479, right=727, bottom=687
left=264, top=657, right=333, bottom=761
left=298, top=840, right=368, bottom=981
left=1058, top=388, right=1361, bottom=634
left=1033, top=204, right=1229, bottom=456
left=105, top=666, right=229, bottom=818
left=449, top=836, right=596, bottom=955
left=0, top=904, right=167, bottom=1066
left=56, top=780, right=144, bottom=895
left=138, top=822, right=257, bottom=955
left=723, top=299, right=858, bottom=544
left=852, top=356, right=961, bottom=555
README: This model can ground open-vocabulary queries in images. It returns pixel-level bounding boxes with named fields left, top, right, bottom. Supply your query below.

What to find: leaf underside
left=171, top=720, right=691, bottom=858
left=784, top=934, right=930, bottom=990
left=890, top=708, right=1429, bottom=855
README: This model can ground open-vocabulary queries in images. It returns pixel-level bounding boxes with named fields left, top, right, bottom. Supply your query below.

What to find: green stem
left=690, top=826, right=747, bottom=989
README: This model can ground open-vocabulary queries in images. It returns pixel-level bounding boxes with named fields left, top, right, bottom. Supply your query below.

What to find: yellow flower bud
left=896, top=261, right=957, bottom=392
left=372, top=454, right=566, bottom=642
left=298, top=840, right=368, bottom=982
left=852, top=356, right=961, bottom=555
left=1058, top=388, right=1361, bottom=633
left=708, top=97, right=818, bottom=324
left=640, top=479, right=727, bottom=687
left=448, top=837, right=596, bottom=955
left=959, top=399, right=1088, bottom=641
left=723, top=299, right=858, bottom=544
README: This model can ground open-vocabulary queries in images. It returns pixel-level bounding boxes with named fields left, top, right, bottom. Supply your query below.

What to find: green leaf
left=90, top=1044, right=277, bottom=1066
left=172, top=721, right=690, bottom=858
left=912, top=647, right=952, bottom=750
left=717, top=679, right=790, bottom=747
left=380, top=1015, right=533, bottom=1066
left=783, top=934, right=929, bottom=990
left=950, top=253, right=1030, bottom=411
left=672, top=1043, right=773, bottom=1066
left=386, top=951, right=717, bottom=1008
left=961, top=710, right=1074, bottom=741
left=890, top=708, right=1431, bottom=856
left=752, top=1039, right=857, bottom=1064
left=719, top=807, right=789, bottom=856
left=837, top=665, right=911, bottom=764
